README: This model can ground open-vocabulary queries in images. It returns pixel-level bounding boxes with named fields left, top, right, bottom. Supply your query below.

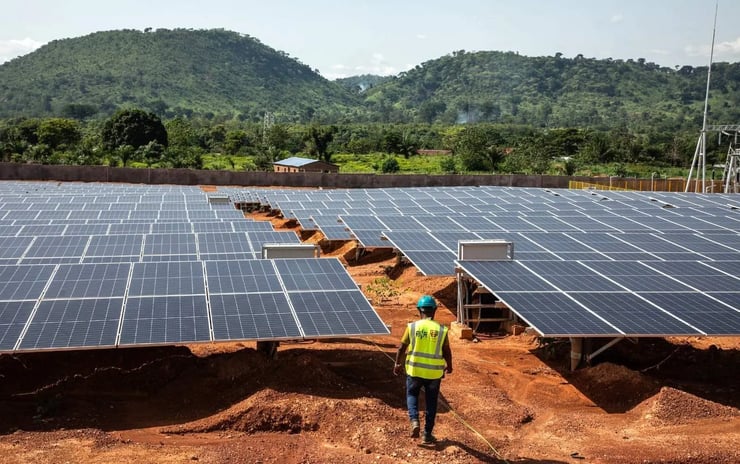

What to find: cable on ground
left=366, top=337, right=510, bottom=463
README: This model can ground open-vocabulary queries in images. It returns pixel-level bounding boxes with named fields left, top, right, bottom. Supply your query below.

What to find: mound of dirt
left=634, top=386, right=740, bottom=425
left=569, top=362, right=661, bottom=411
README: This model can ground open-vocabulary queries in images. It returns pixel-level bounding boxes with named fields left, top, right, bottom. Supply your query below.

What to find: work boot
left=421, top=432, right=437, bottom=444
left=410, top=419, right=420, bottom=438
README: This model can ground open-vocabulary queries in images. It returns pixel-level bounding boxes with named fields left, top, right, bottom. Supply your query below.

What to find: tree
left=452, top=125, right=504, bottom=172
left=305, top=124, right=337, bottom=162
left=224, top=129, right=250, bottom=155
left=380, top=155, right=400, bottom=173
left=101, top=109, right=168, bottom=156
left=37, top=118, right=82, bottom=150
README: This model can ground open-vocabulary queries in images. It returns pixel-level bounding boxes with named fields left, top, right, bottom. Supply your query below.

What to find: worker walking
left=393, top=295, right=453, bottom=444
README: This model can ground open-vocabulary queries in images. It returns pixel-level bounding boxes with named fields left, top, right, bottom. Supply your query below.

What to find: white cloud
left=685, top=36, right=740, bottom=61
left=610, top=14, right=624, bottom=23
left=0, top=38, right=44, bottom=63
left=649, top=49, right=670, bottom=56
left=716, top=36, right=740, bottom=55
left=416, top=34, right=427, bottom=40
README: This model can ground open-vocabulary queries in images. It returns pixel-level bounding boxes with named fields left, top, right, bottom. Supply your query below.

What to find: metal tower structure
left=723, top=141, right=740, bottom=193
left=684, top=1, right=731, bottom=194
left=262, top=112, right=275, bottom=146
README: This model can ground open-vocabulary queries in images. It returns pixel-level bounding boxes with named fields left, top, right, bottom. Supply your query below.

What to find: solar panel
left=128, top=261, right=205, bottom=297
left=402, top=250, right=456, bottom=276
left=520, top=261, right=624, bottom=292
left=351, top=229, right=388, bottom=248
left=19, top=298, right=124, bottom=350
left=25, top=235, right=89, bottom=258
left=637, top=293, right=740, bottom=335
left=85, top=234, right=144, bottom=258
left=197, top=232, right=251, bottom=255
left=459, top=260, right=558, bottom=292
left=580, top=261, right=695, bottom=292
left=119, top=295, right=211, bottom=345
left=492, top=291, right=621, bottom=337
left=0, top=264, right=56, bottom=300
left=382, top=231, right=447, bottom=252
left=144, top=233, right=197, bottom=256
left=0, top=236, right=33, bottom=260
left=210, top=293, right=301, bottom=340
left=288, top=291, right=389, bottom=337
left=273, top=258, right=357, bottom=291
left=205, top=259, right=282, bottom=294
left=0, top=301, right=35, bottom=350
left=567, top=292, right=702, bottom=335
left=641, top=261, right=740, bottom=292
left=45, top=263, right=132, bottom=299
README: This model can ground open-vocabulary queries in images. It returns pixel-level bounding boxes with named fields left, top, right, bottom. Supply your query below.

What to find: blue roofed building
left=273, top=156, right=339, bottom=173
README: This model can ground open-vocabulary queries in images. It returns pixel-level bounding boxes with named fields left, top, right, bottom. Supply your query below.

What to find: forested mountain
left=361, top=50, right=740, bottom=131
left=1, top=29, right=739, bottom=133
left=0, top=29, right=360, bottom=121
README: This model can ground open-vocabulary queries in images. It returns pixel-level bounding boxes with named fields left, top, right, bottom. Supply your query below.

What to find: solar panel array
left=222, top=185, right=740, bottom=338
left=0, top=181, right=388, bottom=353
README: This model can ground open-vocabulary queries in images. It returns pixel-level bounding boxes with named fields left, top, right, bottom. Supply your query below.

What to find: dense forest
left=0, top=28, right=738, bottom=177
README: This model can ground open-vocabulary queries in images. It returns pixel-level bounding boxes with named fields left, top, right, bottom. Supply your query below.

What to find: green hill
left=0, top=28, right=360, bottom=121
left=361, top=50, right=740, bottom=131
left=1, top=30, right=739, bottom=132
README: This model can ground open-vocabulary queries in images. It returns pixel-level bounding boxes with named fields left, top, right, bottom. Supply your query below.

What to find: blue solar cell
left=520, top=261, right=624, bottom=292
left=0, top=236, right=33, bottom=259
left=25, top=235, right=88, bottom=258
left=273, top=258, right=357, bottom=291
left=197, top=232, right=251, bottom=255
left=129, top=261, right=205, bottom=296
left=210, top=293, right=300, bottom=340
left=0, top=301, right=36, bottom=351
left=402, top=250, right=456, bottom=276
left=494, top=291, right=621, bottom=337
left=85, top=234, right=144, bottom=257
left=205, top=259, right=282, bottom=294
left=0, top=264, right=55, bottom=300
left=20, top=298, right=123, bottom=350
left=288, top=291, right=389, bottom=337
left=382, top=231, right=447, bottom=252
left=109, top=223, right=151, bottom=234
left=637, top=293, right=740, bottom=335
left=351, top=229, right=388, bottom=248
left=568, top=292, right=701, bottom=335
left=459, top=260, right=557, bottom=292
left=119, top=295, right=210, bottom=345
left=45, top=263, right=131, bottom=299
left=144, top=233, right=197, bottom=256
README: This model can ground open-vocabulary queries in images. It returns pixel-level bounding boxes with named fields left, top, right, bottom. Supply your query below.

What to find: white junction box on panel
left=261, top=243, right=320, bottom=259
left=457, top=240, right=514, bottom=261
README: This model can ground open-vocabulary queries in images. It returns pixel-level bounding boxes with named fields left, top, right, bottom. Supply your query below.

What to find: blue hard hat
left=417, top=295, right=437, bottom=312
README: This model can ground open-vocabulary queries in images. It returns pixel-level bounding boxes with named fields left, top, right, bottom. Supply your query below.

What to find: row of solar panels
left=226, top=185, right=740, bottom=211
left=0, top=257, right=389, bottom=354
left=222, top=185, right=740, bottom=338
left=0, top=220, right=279, bottom=236
left=457, top=259, right=740, bottom=337
left=0, top=231, right=300, bottom=265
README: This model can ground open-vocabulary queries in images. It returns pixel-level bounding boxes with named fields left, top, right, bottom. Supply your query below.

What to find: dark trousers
left=406, top=375, right=441, bottom=435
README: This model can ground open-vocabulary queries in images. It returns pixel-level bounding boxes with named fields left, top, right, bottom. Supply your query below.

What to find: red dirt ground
left=0, top=213, right=738, bottom=464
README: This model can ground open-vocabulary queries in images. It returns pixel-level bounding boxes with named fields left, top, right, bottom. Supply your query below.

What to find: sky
left=2, top=0, right=739, bottom=79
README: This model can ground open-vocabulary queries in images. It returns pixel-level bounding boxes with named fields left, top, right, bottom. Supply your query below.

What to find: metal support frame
left=722, top=144, right=740, bottom=193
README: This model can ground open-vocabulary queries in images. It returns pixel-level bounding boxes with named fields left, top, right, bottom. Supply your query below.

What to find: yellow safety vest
left=405, top=319, right=448, bottom=379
